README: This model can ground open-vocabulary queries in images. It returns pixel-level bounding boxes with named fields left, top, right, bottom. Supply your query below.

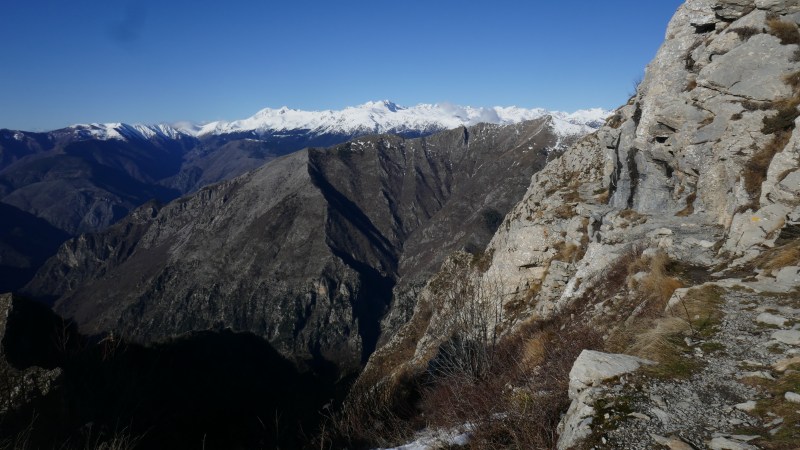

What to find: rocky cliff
left=352, top=1, right=800, bottom=448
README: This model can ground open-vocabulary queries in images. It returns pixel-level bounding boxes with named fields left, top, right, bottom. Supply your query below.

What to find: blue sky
left=1, top=1, right=684, bottom=131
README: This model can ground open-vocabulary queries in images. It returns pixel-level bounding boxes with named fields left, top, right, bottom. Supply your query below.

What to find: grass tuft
left=743, top=130, right=792, bottom=202
left=731, top=26, right=762, bottom=41
left=768, top=19, right=800, bottom=45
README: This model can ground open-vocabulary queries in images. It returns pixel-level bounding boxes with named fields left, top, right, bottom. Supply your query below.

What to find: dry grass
left=554, top=242, right=581, bottom=263
left=562, top=189, right=581, bottom=203
left=675, top=192, right=697, bottom=217
left=743, top=130, right=792, bottom=201
left=768, top=19, right=800, bottom=45
left=627, top=285, right=724, bottom=378
left=606, top=257, right=723, bottom=380
left=552, top=204, right=575, bottom=220
left=521, top=332, right=547, bottom=368
left=617, top=209, right=647, bottom=228
left=666, top=285, right=724, bottom=332
left=785, top=70, right=800, bottom=91
left=761, top=100, right=800, bottom=135
left=470, top=249, right=494, bottom=273
left=594, top=189, right=610, bottom=204
left=623, top=317, right=689, bottom=357
left=731, top=26, right=762, bottom=41
left=419, top=319, right=602, bottom=449
left=749, top=239, right=800, bottom=273
left=739, top=371, right=800, bottom=449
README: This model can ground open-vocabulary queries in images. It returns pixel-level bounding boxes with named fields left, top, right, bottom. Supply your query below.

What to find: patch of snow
left=66, top=123, right=189, bottom=142
left=376, top=424, right=473, bottom=450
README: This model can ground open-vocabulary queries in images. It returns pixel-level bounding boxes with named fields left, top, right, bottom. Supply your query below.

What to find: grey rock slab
left=567, top=350, right=655, bottom=398
left=708, top=436, right=759, bottom=450
left=756, top=312, right=788, bottom=327
left=775, top=266, right=800, bottom=286
left=698, top=34, right=796, bottom=101
left=755, top=0, right=800, bottom=14
left=715, top=1, right=755, bottom=20
left=785, top=391, right=800, bottom=403
left=772, top=329, right=800, bottom=346
left=734, top=400, right=757, bottom=412
left=739, top=371, right=775, bottom=380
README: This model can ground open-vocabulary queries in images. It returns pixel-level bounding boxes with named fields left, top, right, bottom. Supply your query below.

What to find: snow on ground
left=376, top=424, right=473, bottom=450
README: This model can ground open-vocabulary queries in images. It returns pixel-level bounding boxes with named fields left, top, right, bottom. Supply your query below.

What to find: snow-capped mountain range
left=63, top=101, right=610, bottom=142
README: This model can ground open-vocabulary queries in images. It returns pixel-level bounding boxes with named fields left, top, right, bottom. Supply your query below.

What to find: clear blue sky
left=1, top=0, right=684, bottom=131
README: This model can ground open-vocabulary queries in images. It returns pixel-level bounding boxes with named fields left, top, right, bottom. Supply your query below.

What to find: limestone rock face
left=356, top=1, right=800, bottom=447
left=479, top=0, right=800, bottom=316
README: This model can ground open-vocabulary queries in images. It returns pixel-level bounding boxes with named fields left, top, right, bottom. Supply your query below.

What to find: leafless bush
left=420, top=318, right=601, bottom=449
left=428, top=280, right=505, bottom=382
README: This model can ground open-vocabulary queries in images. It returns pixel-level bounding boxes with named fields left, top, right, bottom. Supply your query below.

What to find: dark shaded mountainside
left=0, top=203, right=69, bottom=293
left=0, top=124, right=435, bottom=293
left=23, top=118, right=566, bottom=373
left=0, top=125, right=440, bottom=237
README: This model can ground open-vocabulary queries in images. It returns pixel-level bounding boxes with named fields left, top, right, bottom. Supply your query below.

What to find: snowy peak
left=193, top=101, right=611, bottom=138
left=64, top=123, right=189, bottom=142
left=58, top=102, right=609, bottom=143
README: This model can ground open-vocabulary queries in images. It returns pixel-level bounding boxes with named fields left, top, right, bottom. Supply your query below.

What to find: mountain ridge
left=11, top=101, right=609, bottom=143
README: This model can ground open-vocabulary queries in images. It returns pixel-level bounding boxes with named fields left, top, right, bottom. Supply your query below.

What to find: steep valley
left=4, top=0, right=800, bottom=448
left=21, top=119, right=565, bottom=374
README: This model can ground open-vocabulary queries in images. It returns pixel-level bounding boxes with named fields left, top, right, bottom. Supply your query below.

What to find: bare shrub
left=419, top=318, right=602, bottom=449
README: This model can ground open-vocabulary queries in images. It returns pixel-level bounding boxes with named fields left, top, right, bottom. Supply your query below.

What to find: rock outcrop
left=0, top=293, right=62, bottom=415
left=556, top=350, right=654, bottom=450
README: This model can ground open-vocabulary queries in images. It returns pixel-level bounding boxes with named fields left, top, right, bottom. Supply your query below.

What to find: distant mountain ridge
left=0, top=102, right=606, bottom=291
left=186, top=100, right=609, bottom=138
left=54, top=100, right=609, bottom=142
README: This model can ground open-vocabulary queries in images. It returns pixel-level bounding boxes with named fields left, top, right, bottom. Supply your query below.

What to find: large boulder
left=557, top=350, right=655, bottom=450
